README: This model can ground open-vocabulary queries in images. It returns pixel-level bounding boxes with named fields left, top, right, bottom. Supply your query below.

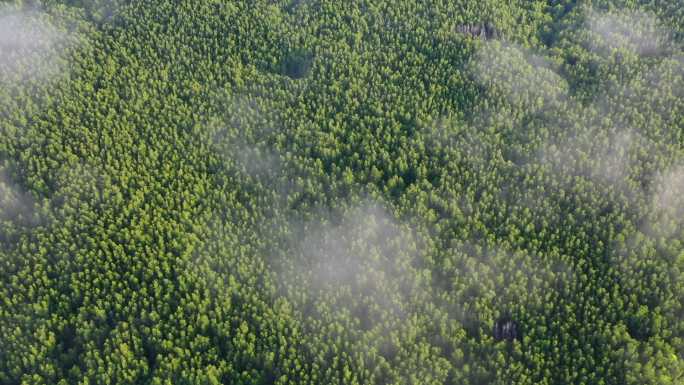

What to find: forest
left=1, top=0, right=683, bottom=384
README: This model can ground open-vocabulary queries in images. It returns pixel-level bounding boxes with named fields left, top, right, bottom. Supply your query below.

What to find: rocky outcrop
left=456, top=23, right=498, bottom=40
left=494, top=317, right=520, bottom=341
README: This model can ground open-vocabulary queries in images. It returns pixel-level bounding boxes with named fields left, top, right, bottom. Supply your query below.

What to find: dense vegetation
left=1, top=0, right=684, bottom=384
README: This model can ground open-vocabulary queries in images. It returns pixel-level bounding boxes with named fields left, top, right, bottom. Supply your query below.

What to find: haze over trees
left=1, top=0, right=684, bottom=384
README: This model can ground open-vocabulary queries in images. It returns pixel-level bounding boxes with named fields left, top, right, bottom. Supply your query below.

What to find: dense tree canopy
left=1, top=0, right=683, bottom=384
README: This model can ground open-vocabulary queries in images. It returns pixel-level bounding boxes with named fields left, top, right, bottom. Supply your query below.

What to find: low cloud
left=645, top=164, right=684, bottom=239
left=437, top=240, right=573, bottom=328
left=0, top=167, right=43, bottom=232
left=0, top=168, right=38, bottom=227
left=272, top=199, right=429, bottom=333
left=538, top=126, right=645, bottom=195
left=586, top=9, right=673, bottom=58
left=0, top=6, right=69, bottom=81
left=227, top=136, right=283, bottom=181
left=48, top=162, right=105, bottom=218
left=471, top=42, right=569, bottom=114
left=209, top=92, right=308, bottom=209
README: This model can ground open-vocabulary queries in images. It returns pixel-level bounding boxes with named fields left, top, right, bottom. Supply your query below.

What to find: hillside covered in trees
left=1, top=0, right=684, bottom=384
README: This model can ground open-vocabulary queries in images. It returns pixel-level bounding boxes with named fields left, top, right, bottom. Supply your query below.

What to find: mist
left=277, top=200, right=428, bottom=327
left=0, top=6, right=67, bottom=81
left=646, top=164, right=684, bottom=239
left=0, top=170, right=33, bottom=223
left=209, top=92, right=306, bottom=208
left=586, top=9, right=673, bottom=58
left=472, top=41, right=569, bottom=114
left=194, top=4, right=684, bottom=381
left=537, top=125, right=645, bottom=198
left=264, top=198, right=468, bottom=383
left=463, top=4, right=684, bottom=348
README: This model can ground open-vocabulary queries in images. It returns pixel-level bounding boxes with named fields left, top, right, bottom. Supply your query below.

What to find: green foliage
left=1, top=0, right=683, bottom=384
